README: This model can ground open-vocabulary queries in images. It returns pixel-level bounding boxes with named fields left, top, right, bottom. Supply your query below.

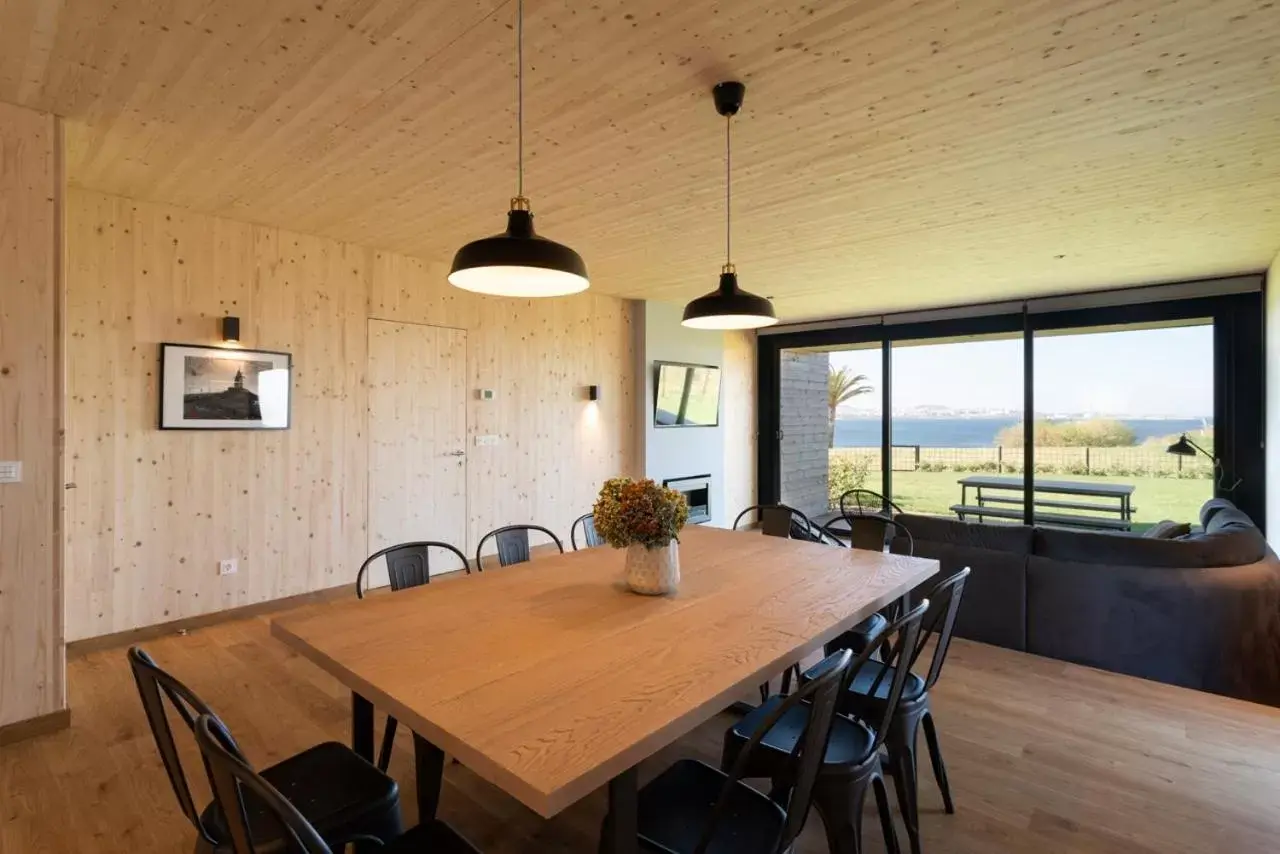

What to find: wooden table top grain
left=271, top=525, right=938, bottom=818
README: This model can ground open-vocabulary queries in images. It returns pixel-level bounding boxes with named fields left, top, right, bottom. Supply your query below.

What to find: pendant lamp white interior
left=681, top=81, right=778, bottom=330
left=448, top=0, right=588, bottom=297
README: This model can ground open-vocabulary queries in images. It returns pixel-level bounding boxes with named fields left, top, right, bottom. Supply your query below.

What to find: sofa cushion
left=894, top=514, right=1033, bottom=554
left=1200, top=498, right=1238, bottom=528
left=1203, top=501, right=1257, bottom=536
left=1144, top=520, right=1192, bottom=539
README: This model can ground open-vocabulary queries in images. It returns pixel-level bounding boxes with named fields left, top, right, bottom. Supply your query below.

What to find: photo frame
left=159, top=343, right=292, bottom=430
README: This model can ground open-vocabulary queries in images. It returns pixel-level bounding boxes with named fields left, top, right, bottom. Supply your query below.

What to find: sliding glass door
left=757, top=286, right=1263, bottom=532
left=1032, top=321, right=1215, bottom=530
left=777, top=343, right=883, bottom=519
left=889, top=334, right=1023, bottom=517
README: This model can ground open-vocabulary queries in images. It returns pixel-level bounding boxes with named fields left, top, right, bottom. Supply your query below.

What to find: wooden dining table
left=272, top=524, right=938, bottom=853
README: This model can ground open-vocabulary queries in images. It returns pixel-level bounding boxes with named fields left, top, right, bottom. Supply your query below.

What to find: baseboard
left=66, top=544, right=567, bottom=658
left=66, top=582, right=354, bottom=658
left=0, top=708, right=71, bottom=746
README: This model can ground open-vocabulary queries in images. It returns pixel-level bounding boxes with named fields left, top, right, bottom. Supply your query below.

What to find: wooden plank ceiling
left=2, top=0, right=1278, bottom=319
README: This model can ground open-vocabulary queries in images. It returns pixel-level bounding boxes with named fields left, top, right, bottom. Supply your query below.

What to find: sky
left=827, top=324, right=1213, bottom=418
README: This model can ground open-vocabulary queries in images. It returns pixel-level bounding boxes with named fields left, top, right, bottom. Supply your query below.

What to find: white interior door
left=367, top=319, right=468, bottom=586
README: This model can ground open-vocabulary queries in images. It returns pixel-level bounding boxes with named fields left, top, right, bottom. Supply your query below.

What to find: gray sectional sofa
left=889, top=499, right=1280, bottom=705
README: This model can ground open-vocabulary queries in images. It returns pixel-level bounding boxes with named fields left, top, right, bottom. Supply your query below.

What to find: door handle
left=446, top=450, right=466, bottom=457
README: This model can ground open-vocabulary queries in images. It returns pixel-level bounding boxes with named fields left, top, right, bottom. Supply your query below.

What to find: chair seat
left=636, top=759, right=786, bottom=854
left=201, top=741, right=400, bottom=847
left=730, top=697, right=877, bottom=768
left=847, top=661, right=926, bottom=705
left=384, top=820, right=480, bottom=854
left=825, top=612, right=889, bottom=656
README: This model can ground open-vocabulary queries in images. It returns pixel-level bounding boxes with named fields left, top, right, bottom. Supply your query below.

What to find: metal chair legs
left=377, top=716, right=398, bottom=772
left=920, top=709, right=954, bottom=814
left=808, top=764, right=900, bottom=854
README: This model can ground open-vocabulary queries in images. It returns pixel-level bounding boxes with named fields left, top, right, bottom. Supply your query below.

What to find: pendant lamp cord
left=725, top=112, right=732, bottom=268
left=516, top=0, right=524, bottom=201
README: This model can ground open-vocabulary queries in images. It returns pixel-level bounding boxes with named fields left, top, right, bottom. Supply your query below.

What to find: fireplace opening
left=663, top=474, right=712, bottom=524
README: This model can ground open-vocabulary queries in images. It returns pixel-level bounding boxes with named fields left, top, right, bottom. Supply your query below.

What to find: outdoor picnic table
left=952, top=474, right=1136, bottom=531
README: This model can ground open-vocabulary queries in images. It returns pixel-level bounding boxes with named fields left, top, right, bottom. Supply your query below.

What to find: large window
left=777, top=344, right=882, bottom=518
left=756, top=285, right=1264, bottom=533
left=890, top=334, right=1022, bottom=517
left=1030, top=323, right=1214, bottom=529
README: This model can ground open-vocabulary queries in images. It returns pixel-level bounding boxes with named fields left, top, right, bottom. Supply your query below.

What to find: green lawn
left=890, top=470, right=1211, bottom=526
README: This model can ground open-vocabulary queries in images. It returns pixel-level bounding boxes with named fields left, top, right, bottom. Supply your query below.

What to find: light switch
left=0, top=461, right=21, bottom=483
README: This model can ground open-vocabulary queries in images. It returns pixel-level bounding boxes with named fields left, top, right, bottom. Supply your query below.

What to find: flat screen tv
left=654, top=361, right=721, bottom=427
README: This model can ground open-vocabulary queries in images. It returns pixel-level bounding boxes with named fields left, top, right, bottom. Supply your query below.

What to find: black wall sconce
left=587, top=384, right=600, bottom=401
left=221, top=316, right=241, bottom=344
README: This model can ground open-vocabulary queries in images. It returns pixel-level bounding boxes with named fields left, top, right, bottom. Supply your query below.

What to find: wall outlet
left=475, top=434, right=501, bottom=446
left=0, top=461, right=21, bottom=483
left=218, top=558, right=238, bottom=576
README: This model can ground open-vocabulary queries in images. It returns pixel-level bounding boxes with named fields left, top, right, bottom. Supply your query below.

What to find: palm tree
left=828, top=365, right=873, bottom=448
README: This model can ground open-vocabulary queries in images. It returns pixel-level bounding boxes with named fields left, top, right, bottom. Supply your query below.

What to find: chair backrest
left=907, top=568, right=971, bottom=690
left=843, top=600, right=929, bottom=754
left=474, top=524, right=565, bottom=570
left=354, top=540, right=470, bottom=598
left=843, top=514, right=914, bottom=555
left=705, top=648, right=853, bottom=854
left=127, top=647, right=233, bottom=846
left=571, top=513, right=605, bottom=550
left=732, top=504, right=818, bottom=542
left=194, top=714, right=334, bottom=854
left=837, top=488, right=904, bottom=519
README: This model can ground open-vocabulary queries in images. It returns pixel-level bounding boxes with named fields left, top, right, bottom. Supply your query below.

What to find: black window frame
left=757, top=289, right=1264, bottom=530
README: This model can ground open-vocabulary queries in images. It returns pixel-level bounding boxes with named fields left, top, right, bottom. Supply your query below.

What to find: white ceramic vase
left=623, top=541, right=680, bottom=595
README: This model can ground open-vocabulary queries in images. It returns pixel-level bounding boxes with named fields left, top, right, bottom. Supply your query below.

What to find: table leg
left=352, top=692, right=374, bottom=763
left=600, top=765, right=639, bottom=854
left=413, top=733, right=446, bottom=822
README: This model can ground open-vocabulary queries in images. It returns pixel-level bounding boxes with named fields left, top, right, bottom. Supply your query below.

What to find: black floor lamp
left=1166, top=433, right=1239, bottom=492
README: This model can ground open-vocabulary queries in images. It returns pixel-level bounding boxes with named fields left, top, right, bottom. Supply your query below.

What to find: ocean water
left=833, top=417, right=1212, bottom=448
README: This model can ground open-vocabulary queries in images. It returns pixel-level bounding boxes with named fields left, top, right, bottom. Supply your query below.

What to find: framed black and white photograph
left=159, top=343, right=292, bottom=430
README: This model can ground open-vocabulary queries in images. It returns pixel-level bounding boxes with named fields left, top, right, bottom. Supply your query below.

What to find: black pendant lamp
left=448, top=0, right=588, bottom=297
left=682, top=81, right=778, bottom=330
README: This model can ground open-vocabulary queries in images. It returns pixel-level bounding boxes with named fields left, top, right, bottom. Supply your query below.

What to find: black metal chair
left=723, top=601, right=929, bottom=854
left=602, top=648, right=854, bottom=854
left=355, top=540, right=470, bottom=598
left=474, top=524, right=564, bottom=569
left=836, top=568, right=971, bottom=854
left=353, top=541, right=469, bottom=772
left=733, top=504, right=843, bottom=545
left=571, top=512, right=605, bottom=549
left=193, top=715, right=479, bottom=854
left=830, top=489, right=909, bottom=552
left=824, top=516, right=916, bottom=658
left=128, top=647, right=403, bottom=853
left=839, top=489, right=906, bottom=519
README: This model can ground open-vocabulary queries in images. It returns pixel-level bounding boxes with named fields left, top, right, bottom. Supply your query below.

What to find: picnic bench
left=950, top=474, right=1136, bottom=531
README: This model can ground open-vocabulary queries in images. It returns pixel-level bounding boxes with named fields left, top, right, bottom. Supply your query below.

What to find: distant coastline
left=833, top=417, right=1212, bottom=449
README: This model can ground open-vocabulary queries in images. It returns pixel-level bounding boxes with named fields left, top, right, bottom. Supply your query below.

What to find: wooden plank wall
left=64, top=188, right=639, bottom=642
left=0, top=102, right=62, bottom=726
left=721, top=330, right=757, bottom=516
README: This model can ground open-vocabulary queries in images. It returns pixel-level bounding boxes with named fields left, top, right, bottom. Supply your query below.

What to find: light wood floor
left=4, top=609, right=1280, bottom=853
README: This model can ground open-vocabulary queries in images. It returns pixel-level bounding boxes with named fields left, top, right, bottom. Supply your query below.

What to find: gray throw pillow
left=1145, top=519, right=1192, bottom=539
